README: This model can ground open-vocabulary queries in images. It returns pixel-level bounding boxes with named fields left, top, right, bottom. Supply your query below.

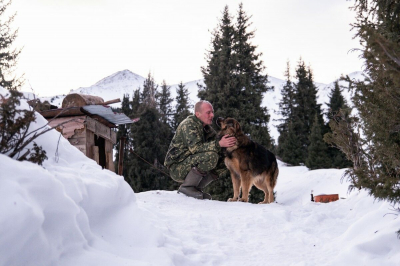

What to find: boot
left=196, top=171, right=219, bottom=200
left=178, top=167, right=206, bottom=199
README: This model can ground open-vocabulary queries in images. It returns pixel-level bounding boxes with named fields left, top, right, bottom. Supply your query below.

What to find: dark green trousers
left=169, top=151, right=228, bottom=183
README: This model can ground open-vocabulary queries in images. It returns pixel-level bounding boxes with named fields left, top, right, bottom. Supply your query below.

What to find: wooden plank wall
left=86, top=129, right=95, bottom=160
left=86, top=116, right=116, bottom=144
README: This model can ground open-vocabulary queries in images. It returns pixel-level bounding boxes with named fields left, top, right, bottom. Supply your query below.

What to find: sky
left=11, top=0, right=363, bottom=97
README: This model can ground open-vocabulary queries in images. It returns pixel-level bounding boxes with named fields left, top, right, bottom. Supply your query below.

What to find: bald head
left=194, top=100, right=214, bottom=126
left=194, top=100, right=212, bottom=114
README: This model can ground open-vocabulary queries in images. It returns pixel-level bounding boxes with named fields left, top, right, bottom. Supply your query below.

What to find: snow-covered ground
left=1, top=87, right=399, bottom=266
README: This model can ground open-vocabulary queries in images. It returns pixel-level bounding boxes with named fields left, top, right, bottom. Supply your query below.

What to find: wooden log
left=62, top=93, right=104, bottom=108
left=102, top=98, right=121, bottom=105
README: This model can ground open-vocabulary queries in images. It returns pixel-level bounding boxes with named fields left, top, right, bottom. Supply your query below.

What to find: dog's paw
left=227, top=198, right=238, bottom=202
left=238, top=198, right=249, bottom=202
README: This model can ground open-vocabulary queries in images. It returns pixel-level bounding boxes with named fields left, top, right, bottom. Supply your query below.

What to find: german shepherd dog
left=217, top=117, right=279, bottom=204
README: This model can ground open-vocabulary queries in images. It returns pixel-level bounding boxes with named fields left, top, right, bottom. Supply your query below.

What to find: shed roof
left=81, top=105, right=133, bottom=126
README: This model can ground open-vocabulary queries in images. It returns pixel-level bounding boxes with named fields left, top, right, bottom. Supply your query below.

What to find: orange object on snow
left=314, top=194, right=339, bottom=203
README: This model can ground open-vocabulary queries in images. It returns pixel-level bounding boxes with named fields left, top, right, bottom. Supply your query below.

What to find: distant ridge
left=36, top=70, right=364, bottom=141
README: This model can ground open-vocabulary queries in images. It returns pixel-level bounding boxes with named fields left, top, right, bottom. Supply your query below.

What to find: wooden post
left=107, top=152, right=115, bottom=172
left=92, top=146, right=99, bottom=165
left=118, top=136, right=126, bottom=176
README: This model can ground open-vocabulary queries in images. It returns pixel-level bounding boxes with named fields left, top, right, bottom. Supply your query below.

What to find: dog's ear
left=235, top=120, right=241, bottom=131
left=216, top=117, right=224, bottom=128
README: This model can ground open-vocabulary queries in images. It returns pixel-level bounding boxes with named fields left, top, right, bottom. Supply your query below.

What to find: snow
left=3, top=83, right=399, bottom=266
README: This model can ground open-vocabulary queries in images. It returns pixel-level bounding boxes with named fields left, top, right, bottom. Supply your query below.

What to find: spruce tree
left=327, top=81, right=348, bottom=113
left=156, top=80, right=173, bottom=125
left=0, top=0, right=23, bottom=90
left=306, top=114, right=331, bottom=169
left=140, top=73, right=157, bottom=109
left=124, top=73, right=177, bottom=192
left=198, top=5, right=236, bottom=119
left=200, top=3, right=272, bottom=202
left=277, top=61, right=296, bottom=161
left=174, top=81, right=192, bottom=129
left=0, top=1, right=48, bottom=166
left=232, top=3, right=271, bottom=148
left=114, top=94, right=131, bottom=181
left=324, top=81, right=352, bottom=168
left=329, top=0, right=400, bottom=208
left=279, top=122, right=303, bottom=166
left=291, top=59, right=324, bottom=164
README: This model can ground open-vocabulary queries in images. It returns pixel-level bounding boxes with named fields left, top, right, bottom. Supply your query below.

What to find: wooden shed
left=40, top=93, right=133, bottom=171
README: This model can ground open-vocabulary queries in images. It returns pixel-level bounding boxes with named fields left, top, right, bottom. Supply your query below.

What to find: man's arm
left=183, top=122, right=221, bottom=154
left=183, top=123, right=236, bottom=154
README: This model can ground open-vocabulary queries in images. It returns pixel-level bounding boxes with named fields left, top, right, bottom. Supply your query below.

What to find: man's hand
left=219, top=135, right=237, bottom=148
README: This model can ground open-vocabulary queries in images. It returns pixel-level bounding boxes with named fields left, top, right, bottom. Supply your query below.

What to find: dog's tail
left=270, top=160, right=279, bottom=188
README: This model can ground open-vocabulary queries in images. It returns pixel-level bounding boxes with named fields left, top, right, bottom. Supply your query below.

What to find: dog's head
left=216, top=117, right=241, bottom=138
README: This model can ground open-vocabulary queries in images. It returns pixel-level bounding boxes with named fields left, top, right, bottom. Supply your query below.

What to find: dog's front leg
left=238, top=172, right=252, bottom=202
left=227, top=172, right=241, bottom=202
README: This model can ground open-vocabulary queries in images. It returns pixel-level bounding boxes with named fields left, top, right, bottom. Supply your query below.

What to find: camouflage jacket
left=164, top=115, right=221, bottom=168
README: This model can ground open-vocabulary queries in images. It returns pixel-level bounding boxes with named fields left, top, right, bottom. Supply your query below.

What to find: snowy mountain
left=35, top=69, right=364, bottom=141
left=1, top=86, right=399, bottom=266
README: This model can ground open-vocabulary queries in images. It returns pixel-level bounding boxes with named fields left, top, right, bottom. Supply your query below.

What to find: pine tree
left=174, top=81, right=192, bottom=129
left=306, top=114, right=331, bottom=169
left=0, top=0, right=23, bottom=90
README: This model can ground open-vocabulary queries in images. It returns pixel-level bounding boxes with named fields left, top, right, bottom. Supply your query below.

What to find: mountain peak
left=94, top=69, right=145, bottom=86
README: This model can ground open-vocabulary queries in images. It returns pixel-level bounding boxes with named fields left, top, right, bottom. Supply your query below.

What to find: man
left=164, top=100, right=236, bottom=199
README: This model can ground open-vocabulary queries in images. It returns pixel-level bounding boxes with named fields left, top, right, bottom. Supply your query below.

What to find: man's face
left=196, top=103, right=214, bottom=126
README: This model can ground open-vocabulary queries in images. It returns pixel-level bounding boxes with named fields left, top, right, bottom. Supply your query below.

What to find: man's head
left=195, top=100, right=214, bottom=126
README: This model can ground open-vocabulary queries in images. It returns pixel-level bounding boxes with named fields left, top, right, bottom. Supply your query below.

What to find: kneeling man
left=164, top=100, right=236, bottom=199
